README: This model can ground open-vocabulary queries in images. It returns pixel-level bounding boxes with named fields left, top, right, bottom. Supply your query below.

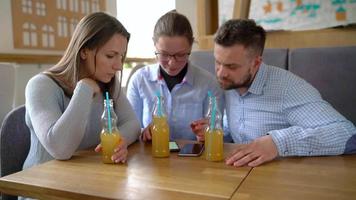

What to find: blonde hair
left=44, top=12, right=130, bottom=99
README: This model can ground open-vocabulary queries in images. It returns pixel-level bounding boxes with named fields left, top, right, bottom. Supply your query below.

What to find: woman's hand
left=95, top=139, right=128, bottom=163
left=140, top=124, right=152, bottom=142
left=190, top=118, right=208, bottom=142
left=80, top=78, right=100, bottom=95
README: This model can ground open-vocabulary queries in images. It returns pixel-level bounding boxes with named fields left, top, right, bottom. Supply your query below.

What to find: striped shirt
left=225, top=63, right=356, bottom=156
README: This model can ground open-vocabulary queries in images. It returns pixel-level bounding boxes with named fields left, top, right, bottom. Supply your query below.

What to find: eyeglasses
left=154, top=52, right=190, bottom=62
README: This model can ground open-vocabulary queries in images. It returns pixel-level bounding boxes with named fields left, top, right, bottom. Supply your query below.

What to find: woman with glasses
left=126, top=11, right=222, bottom=141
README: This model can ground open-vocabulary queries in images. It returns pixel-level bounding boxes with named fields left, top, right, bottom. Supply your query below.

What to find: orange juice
left=205, top=129, right=224, bottom=161
left=151, top=116, right=170, bottom=157
left=100, top=130, right=121, bottom=163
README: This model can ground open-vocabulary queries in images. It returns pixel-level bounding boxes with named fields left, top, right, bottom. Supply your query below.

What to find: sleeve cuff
left=269, top=130, right=289, bottom=156
left=74, top=80, right=94, bottom=98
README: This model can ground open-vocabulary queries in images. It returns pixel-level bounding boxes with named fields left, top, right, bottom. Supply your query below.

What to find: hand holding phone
left=178, top=143, right=204, bottom=157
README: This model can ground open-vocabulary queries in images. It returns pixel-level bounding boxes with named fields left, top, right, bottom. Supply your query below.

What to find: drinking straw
left=210, top=96, right=216, bottom=130
left=207, top=90, right=212, bottom=99
left=155, top=90, right=162, bottom=117
left=105, top=92, right=112, bottom=134
left=207, top=90, right=212, bottom=119
left=208, top=93, right=216, bottom=159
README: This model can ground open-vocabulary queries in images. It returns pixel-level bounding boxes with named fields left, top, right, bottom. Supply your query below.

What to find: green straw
left=155, top=90, right=162, bottom=117
left=210, top=96, right=216, bottom=130
left=105, top=92, right=112, bottom=134
left=207, top=90, right=212, bottom=122
left=207, top=90, right=212, bottom=99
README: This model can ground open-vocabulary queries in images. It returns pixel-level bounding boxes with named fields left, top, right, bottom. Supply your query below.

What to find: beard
left=217, top=72, right=254, bottom=90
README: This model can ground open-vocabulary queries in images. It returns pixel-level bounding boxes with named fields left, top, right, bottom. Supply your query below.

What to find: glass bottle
left=151, top=94, right=170, bottom=158
left=100, top=99, right=122, bottom=163
left=204, top=91, right=214, bottom=122
left=205, top=95, right=224, bottom=161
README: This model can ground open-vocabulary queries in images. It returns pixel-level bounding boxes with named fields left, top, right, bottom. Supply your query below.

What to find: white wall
left=176, top=0, right=199, bottom=50
left=106, top=0, right=117, bottom=16
left=0, top=0, right=14, bottom=53
left=0, top=63, right=15, bottom=124
left=176, top=0, right=197, bottom=38
left=13, top=64, right=53, bottom=107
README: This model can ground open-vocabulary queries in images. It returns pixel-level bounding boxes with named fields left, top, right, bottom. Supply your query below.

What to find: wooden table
left=231, top=156, right=356, bottom=200
left=0, top=141, right=251, bottom=200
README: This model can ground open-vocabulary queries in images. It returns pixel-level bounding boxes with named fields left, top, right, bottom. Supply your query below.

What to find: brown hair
left=153, top=10, right=194, bottom=46
left=214, top=19, right=266, bottom=56
left=44, top=12, right=130, bottom=99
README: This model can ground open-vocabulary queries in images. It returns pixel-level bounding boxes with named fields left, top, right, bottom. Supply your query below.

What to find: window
left=23, top=22, right=37, bottom=47
left=69, top=0, right=79, bottom=12
left=57, top=16, right=68, bottom=37
left=69, top=18, right=79, bottom=36
left=42, top=25, right=55, bottom=48
left=56, top=0, right=67, bottom=10
left=91, top=0, right=100, bottom=12
left=22, top=0, right=32, bottom=14
left=81, top=0, right=90, bottom=14
left=116, top=0, right=175, bottom=58
left=36, top=2, right=46, bottom=16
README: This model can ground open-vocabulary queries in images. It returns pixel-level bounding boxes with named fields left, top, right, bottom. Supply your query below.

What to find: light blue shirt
left=126, top=62, right=223, bottom=140
left=225, top=63, right=356, bottom=156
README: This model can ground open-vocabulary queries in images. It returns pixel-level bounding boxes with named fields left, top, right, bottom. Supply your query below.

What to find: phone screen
left=178, top=143, right=204, bottom=157
left=169, top=141, right=180, bottom=152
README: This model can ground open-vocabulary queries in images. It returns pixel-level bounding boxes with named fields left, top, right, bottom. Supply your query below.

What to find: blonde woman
left=23, top=12, right=140, bottom=169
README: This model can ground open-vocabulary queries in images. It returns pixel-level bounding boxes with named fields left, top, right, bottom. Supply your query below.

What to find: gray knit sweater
left=23, top=74, right=140, bottom=169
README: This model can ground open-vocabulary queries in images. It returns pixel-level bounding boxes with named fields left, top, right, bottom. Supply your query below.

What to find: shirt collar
left=248, top=62, right=267, bottom=95
left=183, top=62, right=194, bottom=86
left=148, top=62, right=194, bottom=86
left=148, top=63, right=160, bottom=82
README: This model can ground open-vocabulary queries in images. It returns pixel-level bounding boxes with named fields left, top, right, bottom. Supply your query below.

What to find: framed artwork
left=11, top=0, right=106, bottom=50
left=249, top=0, right=356, bottom=30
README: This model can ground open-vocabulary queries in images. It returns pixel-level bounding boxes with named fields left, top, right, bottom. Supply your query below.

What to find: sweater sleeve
left=25, top=75, right=94, bottom=160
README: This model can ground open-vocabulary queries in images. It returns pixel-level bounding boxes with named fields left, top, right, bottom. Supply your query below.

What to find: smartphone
left=178, top=143, right=204, bottom=157
left=169, top=141, right=180, bottom=152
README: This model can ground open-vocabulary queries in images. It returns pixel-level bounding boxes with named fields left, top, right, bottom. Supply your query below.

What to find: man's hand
left=226, top=135, right=278, bottom=167
left=190, top=119, right=208, bottom=142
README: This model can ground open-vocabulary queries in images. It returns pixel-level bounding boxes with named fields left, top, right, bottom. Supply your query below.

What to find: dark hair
left=153, top=10, right=194, bottom=46
left=214, top=19, right=266, bottom=56
left=44, top=12, right=130, bottom=98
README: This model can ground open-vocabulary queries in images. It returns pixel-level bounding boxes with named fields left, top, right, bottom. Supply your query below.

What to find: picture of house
left=11, top=0, right=106, bottom=50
